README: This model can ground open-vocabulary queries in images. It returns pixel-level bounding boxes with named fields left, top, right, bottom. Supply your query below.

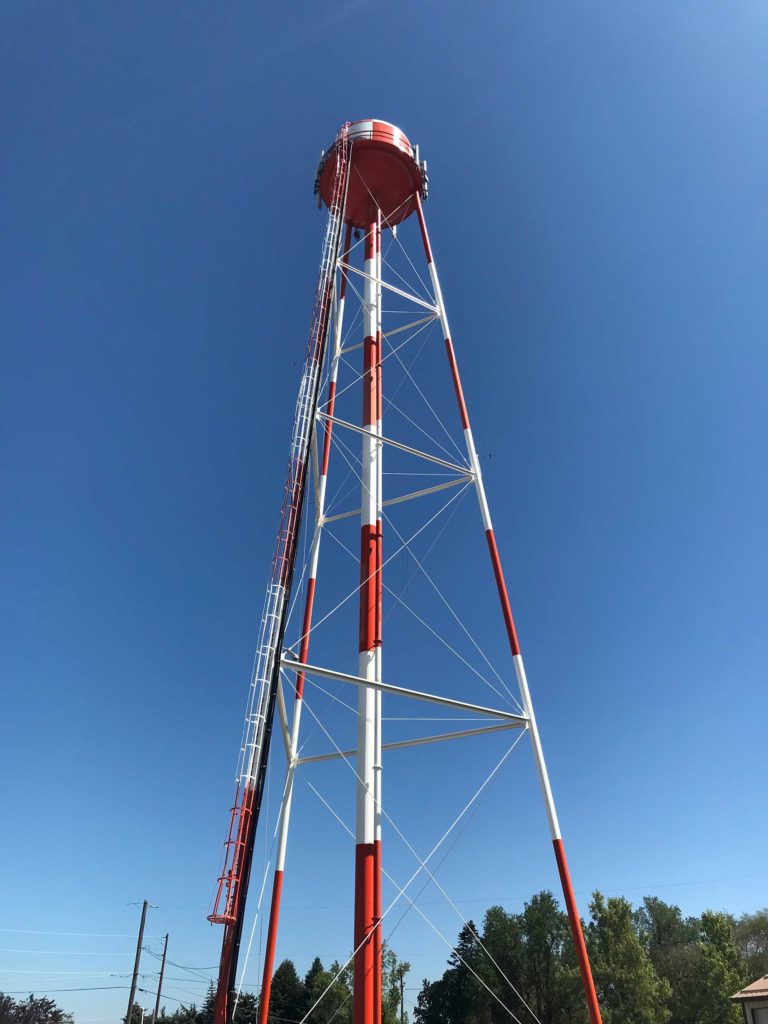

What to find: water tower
left=207, top=120, right=603, bottom=1024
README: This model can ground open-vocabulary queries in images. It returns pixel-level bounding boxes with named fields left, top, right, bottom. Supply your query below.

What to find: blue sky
left=2, top=2, right=767, bottom=1022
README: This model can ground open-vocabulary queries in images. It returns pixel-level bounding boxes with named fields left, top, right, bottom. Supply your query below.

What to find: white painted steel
left=240, top=583, right=286, bottom=785
left=513, top=653, right=561, bottom=840
left=322, top=476, right=472, bottom=524
left=318, top=414, right=470, bottom=476
left=346, top=120, right=413, bottom=157
left=374, top=230, right=383, bottom=850
left=271, top=261, right=349, bottom=875
left=311, top=430, right=321, bottom=511
left=426, top=241, right=564, bottom=845
left=296, top=721, right=525, bottom=766
left=464, top=427, right=493, bottom=531
left=357, top=650, right=377, bottom=845
left=382, top=314, right=437, bottom=339
left=279, top=658, right=528, bottom=724
left=374, top=664, right=382, bottom=844
left=339, top=263, right=439, bottom=314
left=425, top=261, right=493, bottom=532
left=357, top=235, right=379, bottom=848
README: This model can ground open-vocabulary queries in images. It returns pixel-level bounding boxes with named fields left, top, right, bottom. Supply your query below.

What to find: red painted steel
left=444, top=338, right=470, bottom=431
left=318, top=120, right=424, bottom=229
left=373, top=837, right=382, bottom=1024
left=294, top=577, right=317, bottom=701
left=256, top=871, right=284, bottom=1024
left=554, top=840, right=602, bottom=1024
left=354, top=843, right=376, bottom=1024
left=484, top=531, right=521, bottom=657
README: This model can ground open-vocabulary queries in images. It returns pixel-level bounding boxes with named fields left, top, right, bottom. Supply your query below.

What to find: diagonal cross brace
left=279, top=657, right=528, bottom=725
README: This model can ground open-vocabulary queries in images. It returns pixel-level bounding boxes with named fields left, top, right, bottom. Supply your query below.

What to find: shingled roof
left=732, top=977, right=768, bottom=1002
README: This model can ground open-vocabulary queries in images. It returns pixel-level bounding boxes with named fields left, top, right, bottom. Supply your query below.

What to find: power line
left=0, top=929, right=167, bottom=939
left=2, top=986, right=129, bottom=995
left=137, top=987, right=192, bottom=1007
left=0, top=971, right=133, bottom=977
left=143, top=948, right=215, bottom=982
left=0, top=950, right=135, bottom=956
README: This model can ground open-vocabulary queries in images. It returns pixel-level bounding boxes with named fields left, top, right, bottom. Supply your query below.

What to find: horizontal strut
left=296, top=721, right=524, bottom=766
left=322, top=475, right=472, bottom=524
left=339, top=262, right=439, bottom=314
left=279, top=658, right=528, bottom=724
left=318, top=413, right=471, bottom=475
left=340, top=315, right=437, bottom=356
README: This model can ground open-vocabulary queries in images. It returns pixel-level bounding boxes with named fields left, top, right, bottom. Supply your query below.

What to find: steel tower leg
left=414, top=195, right=603, bottom=1024
left=354, top=217, right=382, bottom=1024
left=256, top=226, right=353, bottom=1024
left=372, top=211, right=383, bottom=1024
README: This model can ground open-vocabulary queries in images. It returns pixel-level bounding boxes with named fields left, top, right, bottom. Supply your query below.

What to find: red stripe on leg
left=373, top=838, right=382, bottom=1024
left=485, top=530, right=521, bottom=656
left=553, top=839, right=602, bottom=1024
left=444, top=338, right=469, bottom=430
left=354, top=843, right=376, bottom=1024
left=256, top=870, right=284, bottom=1024
left=359, top=524, right=378, bottom=652
left=294, top=578, right=316, bottom=699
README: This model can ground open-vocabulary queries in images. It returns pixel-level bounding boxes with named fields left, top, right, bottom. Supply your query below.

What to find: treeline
left=154, top=946, right=411, bottom=1024
left=414, top=893, right=767, bottom=1024
left=0, top=995, right=73, bottom=1024
left=132, top=895, right=766, bottom=1024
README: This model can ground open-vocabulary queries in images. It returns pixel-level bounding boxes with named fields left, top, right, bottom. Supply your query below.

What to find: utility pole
left=126, top=900, right=149, bottom=1024
left=150, top=937, right=167, bottom=1024
left=151, top=934, right=169, bottom=1024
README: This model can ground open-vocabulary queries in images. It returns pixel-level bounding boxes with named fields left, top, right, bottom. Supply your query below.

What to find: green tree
left=125, top=1004, right=148, bottom=1024
left=520, top=892, right=584, bottom=1024
left=269, top=959, right=308, bottom=1024
left=0, top=995, right=74, bottom=1024
left=159, top=997, right=201, bottom=1024
left=235, top=992, right=260, bottom=1024
left=633, top=898, right=702, bottom=1024
left=475, top=906, right=525, bottom=1024
left=300, top=956, right=352, bottom=1024
left=696, top=911, right=744, bottom=1024
left=198, top=982, right=216, bottom=1024
left=383, top=945, right=411, bottom=1024
left=302, top=958, right=326, bottom=1023
left=414, top=922, right=486, bottom=1024
left=444, top=922, right=484, bottom=1024
left=634, top=898, right=698, bottom=958
left=414, top=897, right=586, bottom=1024
left=413, top=976, right=452, bottom=1024
left=587, top=892, right=670, bottom=1024
left=733, top=909, right=768, bottom=981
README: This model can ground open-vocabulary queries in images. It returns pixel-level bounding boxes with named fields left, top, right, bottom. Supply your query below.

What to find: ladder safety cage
left=208, top=124, right=352, bottom=937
